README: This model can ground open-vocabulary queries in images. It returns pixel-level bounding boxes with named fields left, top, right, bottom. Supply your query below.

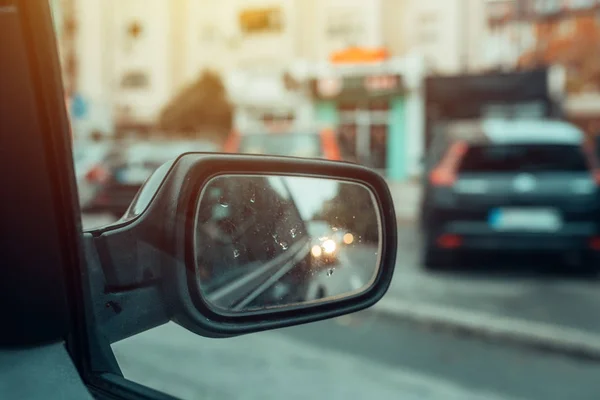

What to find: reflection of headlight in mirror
left=323, top=239, right=336, bottom=254
left=311, top=245, right=322, bottom=258
left=343, top=233, right=354, bottom=245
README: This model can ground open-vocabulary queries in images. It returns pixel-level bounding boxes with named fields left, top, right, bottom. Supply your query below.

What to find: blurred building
left=66, top=0, right=541, bottom=178
left=484, top=0, right=600, bottom=130
left=404, top=0, right=490, bottom=74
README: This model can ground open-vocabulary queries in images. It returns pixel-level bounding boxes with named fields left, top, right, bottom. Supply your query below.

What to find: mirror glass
left=193, top=174, right=382, bottom=313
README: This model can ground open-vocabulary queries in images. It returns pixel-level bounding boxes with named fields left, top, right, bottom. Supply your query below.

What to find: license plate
left=489, top=208, right=562, bottom=232
left=115, top=167, right=153, bottom=184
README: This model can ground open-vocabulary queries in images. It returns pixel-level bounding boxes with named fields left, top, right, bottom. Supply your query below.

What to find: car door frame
left=0, top=1, right=175, bottom=399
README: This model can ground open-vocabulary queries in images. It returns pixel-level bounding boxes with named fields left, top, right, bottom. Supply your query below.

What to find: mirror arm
left=81, top=234, right=170, bottom=344
left=87, top=226, right=166, bottom=289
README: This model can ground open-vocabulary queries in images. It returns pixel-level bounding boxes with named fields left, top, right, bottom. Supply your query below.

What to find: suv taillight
left=429, top=141, right=468, bottom=187
left=429, top=168, right=457, bottom=186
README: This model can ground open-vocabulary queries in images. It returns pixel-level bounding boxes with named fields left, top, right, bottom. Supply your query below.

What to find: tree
left=157, top=70, right=233, bottom=142
left=518, top=16, right=600, bottom=93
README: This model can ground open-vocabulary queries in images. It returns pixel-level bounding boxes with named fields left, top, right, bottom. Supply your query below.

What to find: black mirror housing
left=85, top=153, right=397, bottom=340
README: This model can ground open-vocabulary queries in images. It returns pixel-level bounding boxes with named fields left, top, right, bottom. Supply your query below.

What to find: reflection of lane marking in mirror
left=205, top=238, right=309, bottom=306
left=233, top=242, right=311, bottom=311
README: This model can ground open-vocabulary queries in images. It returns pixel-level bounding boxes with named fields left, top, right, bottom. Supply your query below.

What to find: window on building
left=369, top=124, right=388, bottom=170
left=239, top=7, right=283, bottom=34
left=126, top=20, right=143, bottom=39
left=326, top=9, right=363, bottom=39
left=120, top=70, right=150, bottom=89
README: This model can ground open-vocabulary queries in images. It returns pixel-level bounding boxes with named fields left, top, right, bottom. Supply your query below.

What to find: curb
left=371, top=298, right=600, bottom=361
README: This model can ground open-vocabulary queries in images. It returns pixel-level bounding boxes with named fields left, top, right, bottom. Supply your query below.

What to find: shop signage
left=317, top=77, right=343, bottom=98
left=311, top=74, right=403, bottom=101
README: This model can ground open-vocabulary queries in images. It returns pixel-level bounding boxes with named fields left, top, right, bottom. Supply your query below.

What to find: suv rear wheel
left=422, top=247, right=456, bottom=271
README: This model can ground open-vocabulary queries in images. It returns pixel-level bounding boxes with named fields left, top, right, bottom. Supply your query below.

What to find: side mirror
left=83, top=154, right=397, bottom=341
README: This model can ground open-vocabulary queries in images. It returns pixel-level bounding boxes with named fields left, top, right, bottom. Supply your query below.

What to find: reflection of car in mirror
left=195, top=175, right=313, bottom=311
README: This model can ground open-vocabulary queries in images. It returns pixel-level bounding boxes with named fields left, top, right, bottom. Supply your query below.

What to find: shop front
left=293, top=47, right=424, bottom=181
left=306, top=70, right=409, bottom=179
left=313, top=78, right=404, bottom=171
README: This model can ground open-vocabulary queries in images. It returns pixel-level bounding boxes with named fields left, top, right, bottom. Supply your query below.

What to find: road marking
left=374, top=298, right=600, bottom=360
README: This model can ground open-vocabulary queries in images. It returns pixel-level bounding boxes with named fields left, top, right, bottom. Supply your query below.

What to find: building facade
left=63, top=0, right=501, bottom=178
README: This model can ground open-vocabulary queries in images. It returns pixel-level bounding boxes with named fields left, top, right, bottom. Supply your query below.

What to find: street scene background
left=55, top=0, right=600, bottom=399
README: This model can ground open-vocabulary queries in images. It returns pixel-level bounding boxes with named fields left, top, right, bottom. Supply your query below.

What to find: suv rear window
left=458, top=144, right=589, bottom=173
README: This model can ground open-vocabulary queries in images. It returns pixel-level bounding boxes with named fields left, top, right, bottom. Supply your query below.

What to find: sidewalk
left=385, top=178, right=422, bottom=223
left=374, top=281, right=600, bottom=361
left=370, top=225, right=600, bottom=361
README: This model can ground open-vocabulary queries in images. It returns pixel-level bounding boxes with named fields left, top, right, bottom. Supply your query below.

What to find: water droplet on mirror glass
left=352, top=215, right=355, bottom=219
left=290, top=227, right=297, bottom=238
left=280, top=242, right=289, bottom=250
left=250, top=193, right=256, bottom=203
left=327, top=268, right=335, bottom=277
left=218, top=196, right=229, bottom=207
left=233, top=249, right=240, bottom=258
left=332, top=227, right=338, bottom=231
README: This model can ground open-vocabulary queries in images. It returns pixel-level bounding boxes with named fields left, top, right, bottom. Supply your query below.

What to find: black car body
left=420, top=119, right=600, bottom=271
left=195, top=175, right=313, bottom=310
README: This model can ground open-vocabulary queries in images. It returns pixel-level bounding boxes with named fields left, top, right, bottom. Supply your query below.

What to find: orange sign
left=330, top=47, right=389, bottom=64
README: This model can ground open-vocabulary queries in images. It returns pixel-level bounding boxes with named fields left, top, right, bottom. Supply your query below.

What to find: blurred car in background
left=307, top=220, right=340, bottom=267
left=83, top=138, right=220, bottom=218
left=225, top=130, right=341, bottom=160
left=420, top=119, right=600, bottom=274
left=73, top=139, right=113, bottom=210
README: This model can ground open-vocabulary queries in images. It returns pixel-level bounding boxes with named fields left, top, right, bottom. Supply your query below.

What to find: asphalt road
left=112, top=317, right=600, bottom=400
left=83, top=213, right=600, bottom=399
left=306, top=244, right=379, bottom=300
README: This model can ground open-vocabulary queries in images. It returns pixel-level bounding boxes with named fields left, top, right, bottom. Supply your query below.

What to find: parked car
left=83, top=138, right=220, bottom=217
left=72, top=139, right=113, bottom=209
left=224, top=130, right=342, bottom=160
left=420, top=119, right=600, bottom=273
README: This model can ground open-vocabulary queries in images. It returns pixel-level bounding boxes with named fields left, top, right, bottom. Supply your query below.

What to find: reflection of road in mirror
left=193, top=174, right=382, bottom=314
left=307, top=240, right=379, bottom=301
